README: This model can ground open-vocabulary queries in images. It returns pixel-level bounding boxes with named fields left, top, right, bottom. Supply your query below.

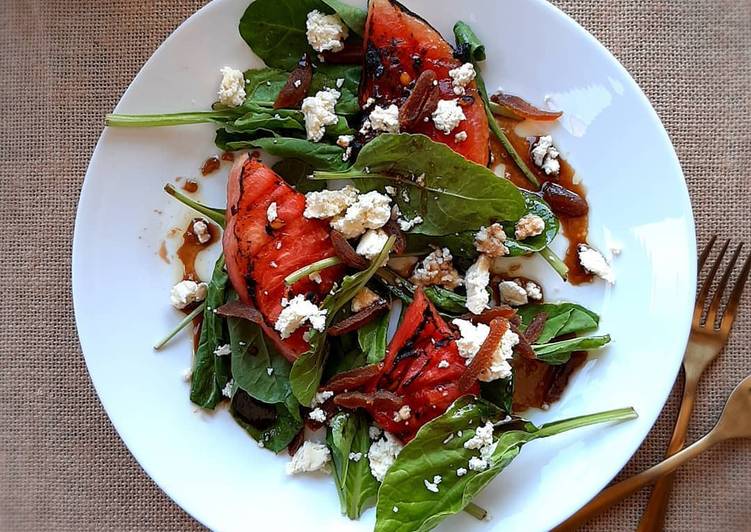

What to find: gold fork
left=554, top=236, right=751, bottom=530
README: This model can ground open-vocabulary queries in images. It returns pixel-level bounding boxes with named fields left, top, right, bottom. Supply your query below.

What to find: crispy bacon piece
left=523, top=312, right=548, bottom=344
left=333, top=390, right=404, bottom=411
left=458, top=318, right=508, bottom=392
left=459, top=305, right=520, bottom=326
left=324, top=364, right=383, bottom=393
left=273, top=53, right=312, bottom=109
left=331, top=229, right=369, bottom=269
left=490, top=92, right=563, bottom=122
left=327, top=300, right=390, bottom=336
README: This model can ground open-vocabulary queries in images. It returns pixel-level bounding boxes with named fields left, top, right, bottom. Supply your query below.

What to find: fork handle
left=552, top=431, right=719, bottom=531
left=637, top=372, right=700, bottom=531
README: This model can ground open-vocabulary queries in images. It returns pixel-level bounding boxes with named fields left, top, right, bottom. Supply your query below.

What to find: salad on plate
left=106, top=0, right=635, bottom=530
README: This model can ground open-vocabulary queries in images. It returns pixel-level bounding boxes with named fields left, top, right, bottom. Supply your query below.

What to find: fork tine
left=694, top=239, right=730, bottom=324
left=719, top=250, right=751, bottom=334
left=698, top=235, right=718, bottom=270
left=706, top=243, right=743, bottom=328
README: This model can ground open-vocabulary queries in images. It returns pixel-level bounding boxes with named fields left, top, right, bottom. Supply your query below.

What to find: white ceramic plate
left=72, top=0, right=696, bottom=530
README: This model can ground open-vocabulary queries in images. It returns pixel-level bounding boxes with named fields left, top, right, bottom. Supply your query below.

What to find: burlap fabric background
left=1, top=0, right=749, bottom=530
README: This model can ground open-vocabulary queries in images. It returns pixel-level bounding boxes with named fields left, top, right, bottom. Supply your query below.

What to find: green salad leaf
left=358, top=311, right=390, bottom=364
left=517, top=302, right=600, bottom=344
left=328, top=412, right=380, bottom=519
left=272, top=159, right=325, bottom=193
left=311, top=64, right=363, bottom=115
left=321, top=0, right=367, bottom=36
left=479, top=376, right=514, bottom=414
left=533, top=334, right=612, bottom=365
left=312, top=134, right=526, bottom=235
left=230, top=390, right=302, bottom=453
left=375, top=396, right=637, bottom=532
left=242, top=67, right=290, bottom=106
left=189, top=255, right=231, bottom=409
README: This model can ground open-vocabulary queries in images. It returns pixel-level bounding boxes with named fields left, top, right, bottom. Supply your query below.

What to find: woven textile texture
left=1, top=0, right=749, bottom=530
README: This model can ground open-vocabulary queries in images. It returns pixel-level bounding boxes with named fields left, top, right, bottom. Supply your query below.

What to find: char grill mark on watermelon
left=360, top=0, right=490, bottom=165
left=223, top=155, right=345, bottom=361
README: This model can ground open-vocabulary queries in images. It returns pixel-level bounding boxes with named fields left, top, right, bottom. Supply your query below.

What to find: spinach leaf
left=239, top=0, right=326, bottom=71
left=480, top=376, right=514, bottom=415
left=312, top=134, right=526, bottom=235
left=503, top=192, right=559, bottom=255
left=224, top=104, right=305, bottom=134
left=517, top=302, right=600, bottom=344
left=311, top=64, right=363, bottom=115
left=164, top=184, right=226, bottom=227
left=228, top=317, right=293, bottom=404
left=325, top=347, right=368, bottom=380
left=290, top=237, right=396, bottom=405
left=272, top=159, right=325, bottom=193
left=242, top=68, right=290, bottom=107
left=321, top=0, right=367, bottom=36
left=215, top=129, right=349, bottom=171
left=189, top=255, right=230, bottom=409
left=424, top=286, right=467, bottom=315
left=358, top=311, right=389, bottom=364
left=230, top=389, right=302, bottom=453
left=327, top=412, right=380, bottom=519
left=533, top=334, right=611, bottom=365
left=375, top=396, right=637, bottom=532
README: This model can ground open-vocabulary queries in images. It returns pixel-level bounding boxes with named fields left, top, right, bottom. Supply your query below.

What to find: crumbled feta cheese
left=452, top=319, right=490, bottom=361
left=578, top=244, right=615, bottom=283
left=464, top=254, right=491, bottom=314
left=410, top=248, right=463, bottom=290
left=266, top=367, right=274, bottom=376
left=464, top=421, right=494, bottom=450
left=270, top=261, right=278, bottom=269
left=214, top=344, right=231, bottom=357
left=498, top=280, right=528, bottom=306
left=356, top=229, right=390, bottom=260
left=349, top=452, right=363, bottom=462
left=352, top=287, right=381, bottom=313
left=330, top=190, right=392, bottom=239
left=454, top=131, right=468, bottom=142
left=170, top=280, right=208, bottom=310
left=305, top=10, right=348, bottom=53
left=484, top=328, right=518, bottom=381
left=531, top=135, right=560, bottom=175
left=369, top=426, right=383, bottom=440
left=217, top=66, right=246, bottom=107
left=475, top=224, right=509, bottom=258
left=448, top=63, right=476, bottom=95
left=384, top=185, right=396, bottom=196
left=309, top=407, right=327, bottom=423
left=343, top=146, right=353, bottom=161
left=287, top=441, right=331, bottom=474
left=524, top=281, right=543, bottom=301
left=221, top=380, right=233, bottom=398
left=363, top=97, right=375, bottom=110
left=192, top=219, right=211, bottom=244
left=368, top=104, right=400, bottom=133
left=438, top=360, right=450, bottom=369
left=468, top=456, right=488, bottom=472
left=432, top=99, right=466, bottom=134
left=309, top=272, right=323, bottom=284
left=336, top=134, right=353, bottom=148
left=336, top=77, right=345, bottom=88
left=414, top=173, right=426, bottom=187
left=266, top=202, right=278, bottom=223
left=304, top=185, right=359, bottom=219
left=424, top=478, right=440, bottom=493
left=452, top=318, right=517, bottom=381
left=294, top=79, right=302, bottom=88
left=181, top=367, right=192, bottom=382
left=393, top=506, right=399, bottom=513
left=301, top=88, right=340, bottom=142
left=456, top=467, right=468, bottom=477
left=397, top=215, right=423, bottom=232
left=368, top=432, right=403, bottom=482
left=393, top=405, right=411, bottom=422
left=515, top=214, right=545, bottom=240
left=310, top=390, right=334, bottom=408
left=274, top=294, right=327, bottom=339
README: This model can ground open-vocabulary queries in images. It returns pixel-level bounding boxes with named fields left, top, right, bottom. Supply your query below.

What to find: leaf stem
left=153, top=302, right=205, bottom=350
left=536, top=407, right=638, bottom=439
left=464, top=502, right=488, bottom=521
left=488, top=100, right=521, bottom=120
left=164, top=184, right=226, bottom=227
left=105, top=111, right=233, bottom=127
left=485, top=106, right=540, bottom=188
left=284, top=256, right=343, bottom=285
left=538, top=246, right=568, bottom=280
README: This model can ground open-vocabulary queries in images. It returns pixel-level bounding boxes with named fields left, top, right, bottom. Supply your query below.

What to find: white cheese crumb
left=214, top=344, right=231, bottom=357
left=343, top=146, right=353, bottom=161
left=578, top=244, right=615, bottom=283
left=274, top=294, right=327, bottom=339
left=397, top=215, right=423, bottom=232
left=369, top=426, right=383, bottom=440
left=330, top=190, right=392, bottom=239
left=384, top=185, right=396, bottom=196
left=294, top=79, right=302, bottom=88
left=181, top=367, right=192, bottom=382
left=486, top=328, right=519, bottom=381
left=287, top=441, right=331, bottom=474
left=336, top=78, right=345, bottom=88
left=438, top=360, right=450, bottom=369
left=464, top=254, right=491, bottom=314
left=498, top=280, right=528, bottom=306
left=301, top=88, right=341, bottom=142
left=217, top=66, right=246, bottom=107
left=363, top=97, right=375, bottom=110
left=192, top=219, right=211, bottom=244
left=410, top=247, right=463, bottom=290
left=464, top=421, right=495, bottom=450
left=448, top=62, right=476, bottom=95
left=454, top=131, right=468, bottom=142
left=368, top=432, right=403, bottom=482
left=452, top=319, right=490, bottom=361
left=452, top=319, right=517, bottom=382
left=304, top=185, right=359, bottom=219
left=524, top=281, right=543, bottom=301
left=393, top=506, right=399, bottom=513
left=352, top=287, right=381, bottom=313
left=475, top=224, right=509, bottom=258
left=170, top=280, right=208, bottom=310
left=305, top=10, right=348, bottom=53
left=310, top=390, right=334, bottom=408
left=368, top=104, right=400, bottom=133
left=393, top=405, right=411, bottom=422
left=424, top=478, right=440, bottom=493
left=336, top=134, right=353, bottom=148
left=308, top=407, right=327, bottom=423
left=309, top=272, right=323, bottom=284
left=456, top=467, right=468, bottom=477
left=515, top=214, right=545, bottom=240
left=468, top=456, right=488, bottom=472
left=348, top=452, right=363, bottom=462
left=432, top=99, right=466, bottom=134
left=266, top=202, right=278, bottom=223
left=266, top=367, right=274, bottom=376
left=221, top=380, right=233, bottom=398
left=531, top=135, right=561, bottom=176
left=355, top=228, right=390, bottom=260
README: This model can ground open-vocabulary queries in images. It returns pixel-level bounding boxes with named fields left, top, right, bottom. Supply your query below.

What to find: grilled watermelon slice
left=360, top=0, right=490, bottom=165
left=223, top=154, right=344, bottom=360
